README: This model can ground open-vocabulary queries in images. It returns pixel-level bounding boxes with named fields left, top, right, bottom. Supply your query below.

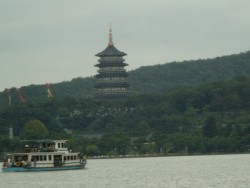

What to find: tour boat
left=2, top=139, right=86, bottom=172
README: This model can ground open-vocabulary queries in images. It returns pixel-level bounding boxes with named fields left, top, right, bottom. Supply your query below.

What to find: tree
left=99, top=133, right=130, bottom=155
left=134, top=120, right=151, bottom=136
left=21, top=119, right=49, bottom=139
left=85, top=144, right=100, bottom=156
left=202, top=116, right=217, bottom=138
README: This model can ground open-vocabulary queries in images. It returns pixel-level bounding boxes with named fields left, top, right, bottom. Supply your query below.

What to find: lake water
left=1, top=154, right=250, bottom=188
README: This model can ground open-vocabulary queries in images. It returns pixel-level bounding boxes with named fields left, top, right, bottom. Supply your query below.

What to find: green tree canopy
left=21, top=119, right=49, bottom=139
left=85, top=144, right=100, bottom=156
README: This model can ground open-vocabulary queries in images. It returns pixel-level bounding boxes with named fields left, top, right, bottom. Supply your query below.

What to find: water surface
left=1, top=154, right=249, bottom=188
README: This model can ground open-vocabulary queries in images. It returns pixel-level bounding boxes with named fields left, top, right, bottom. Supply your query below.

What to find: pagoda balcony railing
left=99, top=57, right=125, bottom=62
left=95, top=62, right=128, bottom=67
left=98, top=59, right=125, bottom=63
left=95, top=93, right=129, bottom=98
left=97, top=69, right=126, bottom=73
left=96, top=79, right=128, bottom=83
left=97, top=87, right=129, bottom=91
left=95, top=81, right=129, bottom=84
left=95, top=72, right=129, bottom=78
left=96, top=91, right=129, bottom=94
left=95, top=83, right=129, bottom=88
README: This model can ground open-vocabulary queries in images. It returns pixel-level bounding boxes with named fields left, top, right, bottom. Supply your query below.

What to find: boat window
left=39, top=156, right=43, bottom=161
left=49, top=155, right=52, bottom=161
left=67, top=156, right=70, bottom=160
left=74, top=156, right=76, bottom=160
left=38, top=155, right=47, bottom=161
left=71, top=156, right=73, bottom=160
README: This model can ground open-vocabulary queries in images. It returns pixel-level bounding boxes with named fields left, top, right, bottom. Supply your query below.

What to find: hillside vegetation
left=1, top=75, right=250, bottom=155
left=1, top=51, right=250, bottom=106
left=1, top=51, right=250, bottom=156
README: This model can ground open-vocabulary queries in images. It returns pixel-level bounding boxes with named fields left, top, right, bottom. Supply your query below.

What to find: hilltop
left=0, top=50, right=250, bottom=106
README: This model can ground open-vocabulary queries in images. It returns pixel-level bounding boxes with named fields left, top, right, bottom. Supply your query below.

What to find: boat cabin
left=22, top=139, right=69, bottom=153
left=5, top=140, right=83, bottom=168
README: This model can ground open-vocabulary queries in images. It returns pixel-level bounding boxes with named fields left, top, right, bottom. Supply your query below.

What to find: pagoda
left=95, top=28, right=129, bottom=99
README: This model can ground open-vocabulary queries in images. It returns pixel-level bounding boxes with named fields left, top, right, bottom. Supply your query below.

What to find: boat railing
left=23, top=146, right=55, bottom=153
left=38, top=147, right=55, bottom=152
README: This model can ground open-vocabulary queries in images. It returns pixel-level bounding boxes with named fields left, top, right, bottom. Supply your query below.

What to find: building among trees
left=95, top=28, right=129, bottom=99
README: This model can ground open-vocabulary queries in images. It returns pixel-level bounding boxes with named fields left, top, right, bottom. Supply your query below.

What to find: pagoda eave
left=95, top=73, right=128, bottom=78
left=95, top=63, right=128, bottom=67
left=95, top=82, right=129, bottom=88
left=95, top=45, right=127, bottom=57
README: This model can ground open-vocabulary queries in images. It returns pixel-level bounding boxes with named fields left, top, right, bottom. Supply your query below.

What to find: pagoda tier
left=95, top=62, right=128, bottom=67
left=95, top=82, right=129, bottom=88
left=94, top=28, right=129, bottom=99
left=95, top=73, right=128, bottom=78
left=97, top=69, right=127, bottom=74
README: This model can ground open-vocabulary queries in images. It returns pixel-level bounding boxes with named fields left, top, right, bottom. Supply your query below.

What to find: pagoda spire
left=108, top=23, right=113, bottom=46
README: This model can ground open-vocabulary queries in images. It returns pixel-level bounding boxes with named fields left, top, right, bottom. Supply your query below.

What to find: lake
left=1, top=154, right=250, bottom=188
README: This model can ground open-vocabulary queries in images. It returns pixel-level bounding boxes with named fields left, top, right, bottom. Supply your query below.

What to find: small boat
left=2, top=139, right=86, bottom=172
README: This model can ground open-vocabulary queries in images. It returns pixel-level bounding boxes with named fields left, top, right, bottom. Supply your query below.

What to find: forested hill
left=130, top=51, right=250, bottom=93
left=0, top=51, right=250, bottom=106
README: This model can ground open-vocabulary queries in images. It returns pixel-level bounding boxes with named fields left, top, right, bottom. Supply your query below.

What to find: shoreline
left=87, top=152, right=250, bottom=160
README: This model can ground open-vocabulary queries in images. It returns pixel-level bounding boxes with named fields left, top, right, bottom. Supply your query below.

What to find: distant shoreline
left=87, top=152, right=250, bottom=160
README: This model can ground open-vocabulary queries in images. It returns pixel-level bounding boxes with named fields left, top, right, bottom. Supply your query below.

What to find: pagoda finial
left=108, top=23, right=113, bottom=46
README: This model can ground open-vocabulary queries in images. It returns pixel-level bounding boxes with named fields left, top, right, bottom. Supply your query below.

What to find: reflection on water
left=1, top=154, right=250, bottom=188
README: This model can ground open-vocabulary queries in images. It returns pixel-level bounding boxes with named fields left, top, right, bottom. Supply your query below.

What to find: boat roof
left=9, top=152, right=79, bottom=155
left=21, top=139, right=68, bottom=143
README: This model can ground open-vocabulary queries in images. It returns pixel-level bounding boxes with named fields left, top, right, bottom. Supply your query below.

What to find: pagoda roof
left=96, top=44, right=127, bottom=57
left=95, top=62, right=128, bottom=67
left=96, top=28, right=127, bottom=57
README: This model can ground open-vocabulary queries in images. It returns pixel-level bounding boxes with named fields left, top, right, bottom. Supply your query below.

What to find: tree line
left=1, top=51, right=250, bottom=107
left=1, top=75, right=250, bottom=157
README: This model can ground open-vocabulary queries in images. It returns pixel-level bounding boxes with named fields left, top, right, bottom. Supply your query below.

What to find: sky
left=1, top=0, right=250, bottom=91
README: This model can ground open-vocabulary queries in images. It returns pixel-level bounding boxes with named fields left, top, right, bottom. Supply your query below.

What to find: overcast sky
left=1, top=0, right=250, bottom=91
